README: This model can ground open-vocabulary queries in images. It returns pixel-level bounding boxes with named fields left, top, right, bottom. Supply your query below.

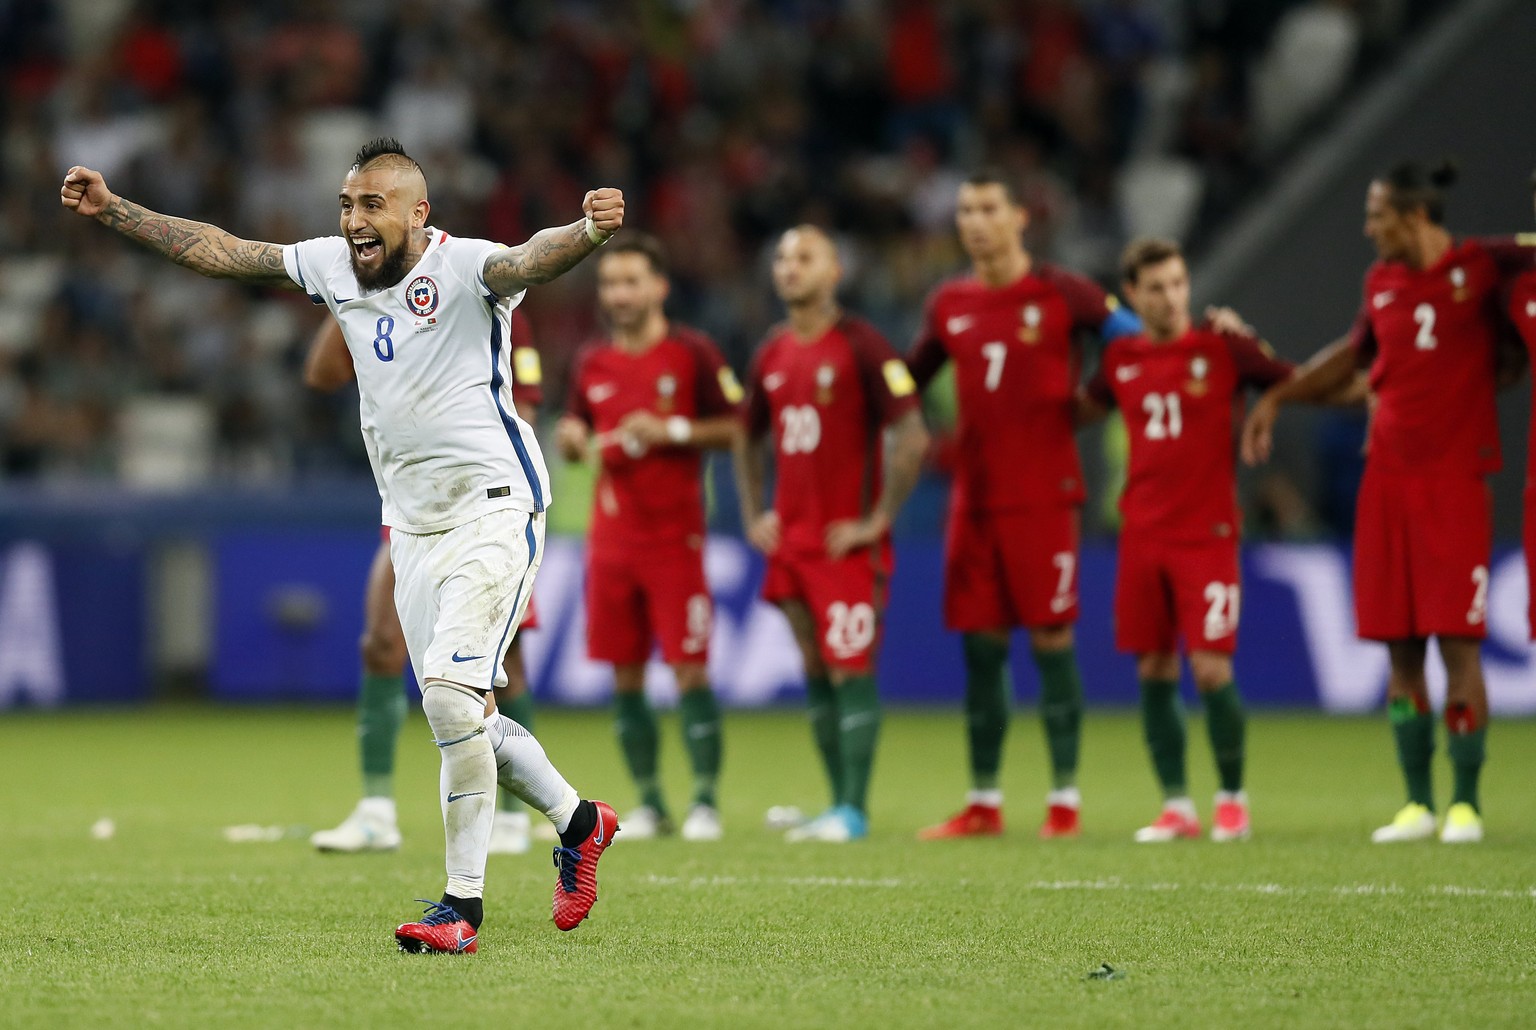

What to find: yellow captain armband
left=1517, top=233, right=1536, bottom=246
left=882, top=358, right=917, bottom=397
left=513, top=346, right=542, bottom=386
left=718, top=367, right=745, bottom=404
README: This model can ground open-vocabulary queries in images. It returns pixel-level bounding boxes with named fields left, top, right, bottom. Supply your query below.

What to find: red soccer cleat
left=395, top=900, right=478, bottom=954
left=552, top=800, right=619, bottom=931
left=1211, top=796, right=1251, bottom=842
left=1133, top=805, right=1201, bottom=843
left=1038, top=803, right=1081, bottom=839
left=918, top=803, right=1003, bottom=840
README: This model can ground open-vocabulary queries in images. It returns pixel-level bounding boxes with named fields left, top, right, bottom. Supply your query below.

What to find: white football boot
left=1370, top=802, right=1436, bottom=843
left=681, top=804, right=723, bottom=841
left=487, top=809, right=531, bottom=854
left=310, top=797, right=402, bottom=852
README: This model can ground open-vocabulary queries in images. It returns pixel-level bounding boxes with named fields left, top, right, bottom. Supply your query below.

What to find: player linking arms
left=303, top=312, right=550, bottom=856
left=1244, top=161, right=1535, bottom=845
left=1077, top=239, right=1297, bottom=842
left=63, top=137, right=621, bottom=951
left=554, top=233, right=743, bottom=842
left=734, top=226, right=929, bottom=842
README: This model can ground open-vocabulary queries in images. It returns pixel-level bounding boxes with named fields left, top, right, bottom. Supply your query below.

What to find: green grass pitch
left=3, top=706, right=1533, bottom=1028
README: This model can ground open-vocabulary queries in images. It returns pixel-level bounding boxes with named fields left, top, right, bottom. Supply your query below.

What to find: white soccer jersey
left=284, top=229, right=551, bottom=534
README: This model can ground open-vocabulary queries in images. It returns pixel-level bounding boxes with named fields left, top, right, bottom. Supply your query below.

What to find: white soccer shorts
left=389, top=508, right=544, bottom=692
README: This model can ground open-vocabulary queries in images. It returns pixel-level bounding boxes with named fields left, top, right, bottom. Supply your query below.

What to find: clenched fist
left=583, top=188, right=625, bottom=241
left=60, top=166, right=114, bottom=218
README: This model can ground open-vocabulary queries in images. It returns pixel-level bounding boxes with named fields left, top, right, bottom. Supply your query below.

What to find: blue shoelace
left=552, top=847, right=582, bottom=893
left=411, top=899, right=465, bottom=926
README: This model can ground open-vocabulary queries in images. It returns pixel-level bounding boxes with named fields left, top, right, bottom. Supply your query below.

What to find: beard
left=351, top=240, right=412, bottom=291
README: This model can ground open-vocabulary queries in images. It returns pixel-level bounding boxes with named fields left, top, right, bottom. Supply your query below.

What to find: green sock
left=1388, top=697, right=1435, bottom=809
left=962, top=634, right=1011, bottom=791
left=495, top=692, right=537, bottom=813
left=1445, top=705, right=1485, bottom=813
left=679, top=687, right=723, bottom=808
left=1201, top=682, right=1246, bottom=794
left=1139, top=678, right=1187, bottom=798
left=1032, top=647, right=1083, bottom=789
left=806, top=673, right=843, bottom=805
left=358, top=673, right=406, bottom=798
left=615, top=691, right=666, bottom=814
left=834, top=674, right=882, bottom=813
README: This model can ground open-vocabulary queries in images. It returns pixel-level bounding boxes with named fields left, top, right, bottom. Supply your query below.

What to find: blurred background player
left=63, top=138, right=624, bottom=949
left=555, top=234, right=743, bottom=841
left=1244, top=162, right=1536, bottom=845
left=303, top=312, right=549, bottom=856
left=1079, top=238, right=1295, bottom=843
left=1508, top=173, right=1536, bottom=639
left=908, top=170, right=1140, bottom=840
left=735, top=226, right=930, bottom=843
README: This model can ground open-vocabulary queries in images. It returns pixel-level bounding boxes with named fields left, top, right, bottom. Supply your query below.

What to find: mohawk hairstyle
left=352, top=137, right=423, bottom=176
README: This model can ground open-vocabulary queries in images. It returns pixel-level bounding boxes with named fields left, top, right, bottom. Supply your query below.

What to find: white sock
left=1163, top=796, right=1197, bottom=818
left=1047, top=786, right=1081, bottom=808
left=485, top=713, right=580, bottom=833
left=422, top=683, right=496, bottom=899
left=967, top=789, right=1004, bottom=808
left=358, top=796, right=397, bottom=822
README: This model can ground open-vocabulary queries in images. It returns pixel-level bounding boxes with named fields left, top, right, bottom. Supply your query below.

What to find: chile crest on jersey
left=405, top=275, right=439, bottom=316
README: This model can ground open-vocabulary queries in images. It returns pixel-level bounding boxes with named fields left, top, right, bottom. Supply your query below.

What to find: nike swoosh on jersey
left=1526, top=300, right=1536, bottom=318
left=332, top=294, right=354, bottom=305
left=1372, top=291, right=1395, bottom=309
left=587, top=383, right=618, bottom=404
left=1115, top=365, right=1142, bottom=382
left=764, top=372, right=787, bottom=391
left=946, top=314, right=976, bottom=335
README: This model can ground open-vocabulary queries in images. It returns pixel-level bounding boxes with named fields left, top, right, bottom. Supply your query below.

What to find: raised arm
left=482, top=188, right=625, bottom=298
left=61, top=166, right=296, bottom=289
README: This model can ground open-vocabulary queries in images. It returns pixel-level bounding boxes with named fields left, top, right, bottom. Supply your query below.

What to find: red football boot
left=395, top=900, right=478, bottom=954
left=552, top=800, right=619, bottom=931
left=1038, top=803, right=1081, bottom=839
left=918, top=803, right=1003, bottom=840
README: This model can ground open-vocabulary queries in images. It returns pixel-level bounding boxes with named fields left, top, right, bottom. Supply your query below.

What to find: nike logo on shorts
left=451, top=651, right=485, bottom=662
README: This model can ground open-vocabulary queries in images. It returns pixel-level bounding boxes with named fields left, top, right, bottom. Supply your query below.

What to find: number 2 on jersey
left=373, top=316, right=396, bottom=362
left=1413, top=303, right=1437, bottom=351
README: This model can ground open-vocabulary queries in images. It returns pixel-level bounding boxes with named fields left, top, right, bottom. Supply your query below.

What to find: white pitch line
left=638, top=873, right=1536, bottom=900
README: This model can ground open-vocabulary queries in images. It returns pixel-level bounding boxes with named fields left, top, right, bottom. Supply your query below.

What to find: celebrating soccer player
left=1079, top=238, right=1294, bottom=842
left=63, top=138, right=623, bottom=951
left=303, top=313, right=549, bottom=857
left=555, top=234, right=743, bottom=842
left=735, top=226, right=930, bottom=842
left=1243, top=161, right=1536, bottom=845
left=908, top=170, right=1140, bottom=840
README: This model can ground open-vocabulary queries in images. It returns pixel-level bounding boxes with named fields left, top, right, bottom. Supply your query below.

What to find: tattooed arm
left=481, top=187, right=625, bottom=298
left=61, top=165, right=298, bottom=290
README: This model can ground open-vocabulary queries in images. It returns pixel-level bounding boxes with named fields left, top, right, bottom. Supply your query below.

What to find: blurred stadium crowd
left=0, top=0, right=1444, bottom=495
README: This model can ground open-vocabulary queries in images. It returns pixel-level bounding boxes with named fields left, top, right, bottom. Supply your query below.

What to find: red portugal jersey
left=1507, top=259, right=1536, bottom=486
left=909, top=265, right=1121, bottom=512
left=745, top=316, right=920, bottom=555
left=566, top=324, right=743, bottom=558
left=1347, top=238, right=1535, bottom=476
left=1087, top=326, right=1292, bottom=542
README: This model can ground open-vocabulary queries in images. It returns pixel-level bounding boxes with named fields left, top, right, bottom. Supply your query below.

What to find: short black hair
left=964, top=167, right=1023, bottom=207
left=352, top=137, right=423, bottom=176
left=601, top=232, right=668, bottom=277
left=1376, top=159, right=1458, bottom=224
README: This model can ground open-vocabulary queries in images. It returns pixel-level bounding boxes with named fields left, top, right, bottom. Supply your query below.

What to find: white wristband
left=666, top=415, right=692, bottom=444
left=584, top=216, right=612, bottom=246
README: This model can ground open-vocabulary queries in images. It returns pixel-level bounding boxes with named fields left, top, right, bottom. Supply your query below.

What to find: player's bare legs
left=311, top=540, right=408, bottom=853
left=1028, top=623, right=1084, bottom=837
left=612, top=663, right=672, bottom=836
left=1373, top=637, right=1438, bottom=842
left=673, top=661, right=724, bottom=840
left=1191, top=650, right=1248, bottom=841
left=1436, top=636, right=1487, bottom=842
